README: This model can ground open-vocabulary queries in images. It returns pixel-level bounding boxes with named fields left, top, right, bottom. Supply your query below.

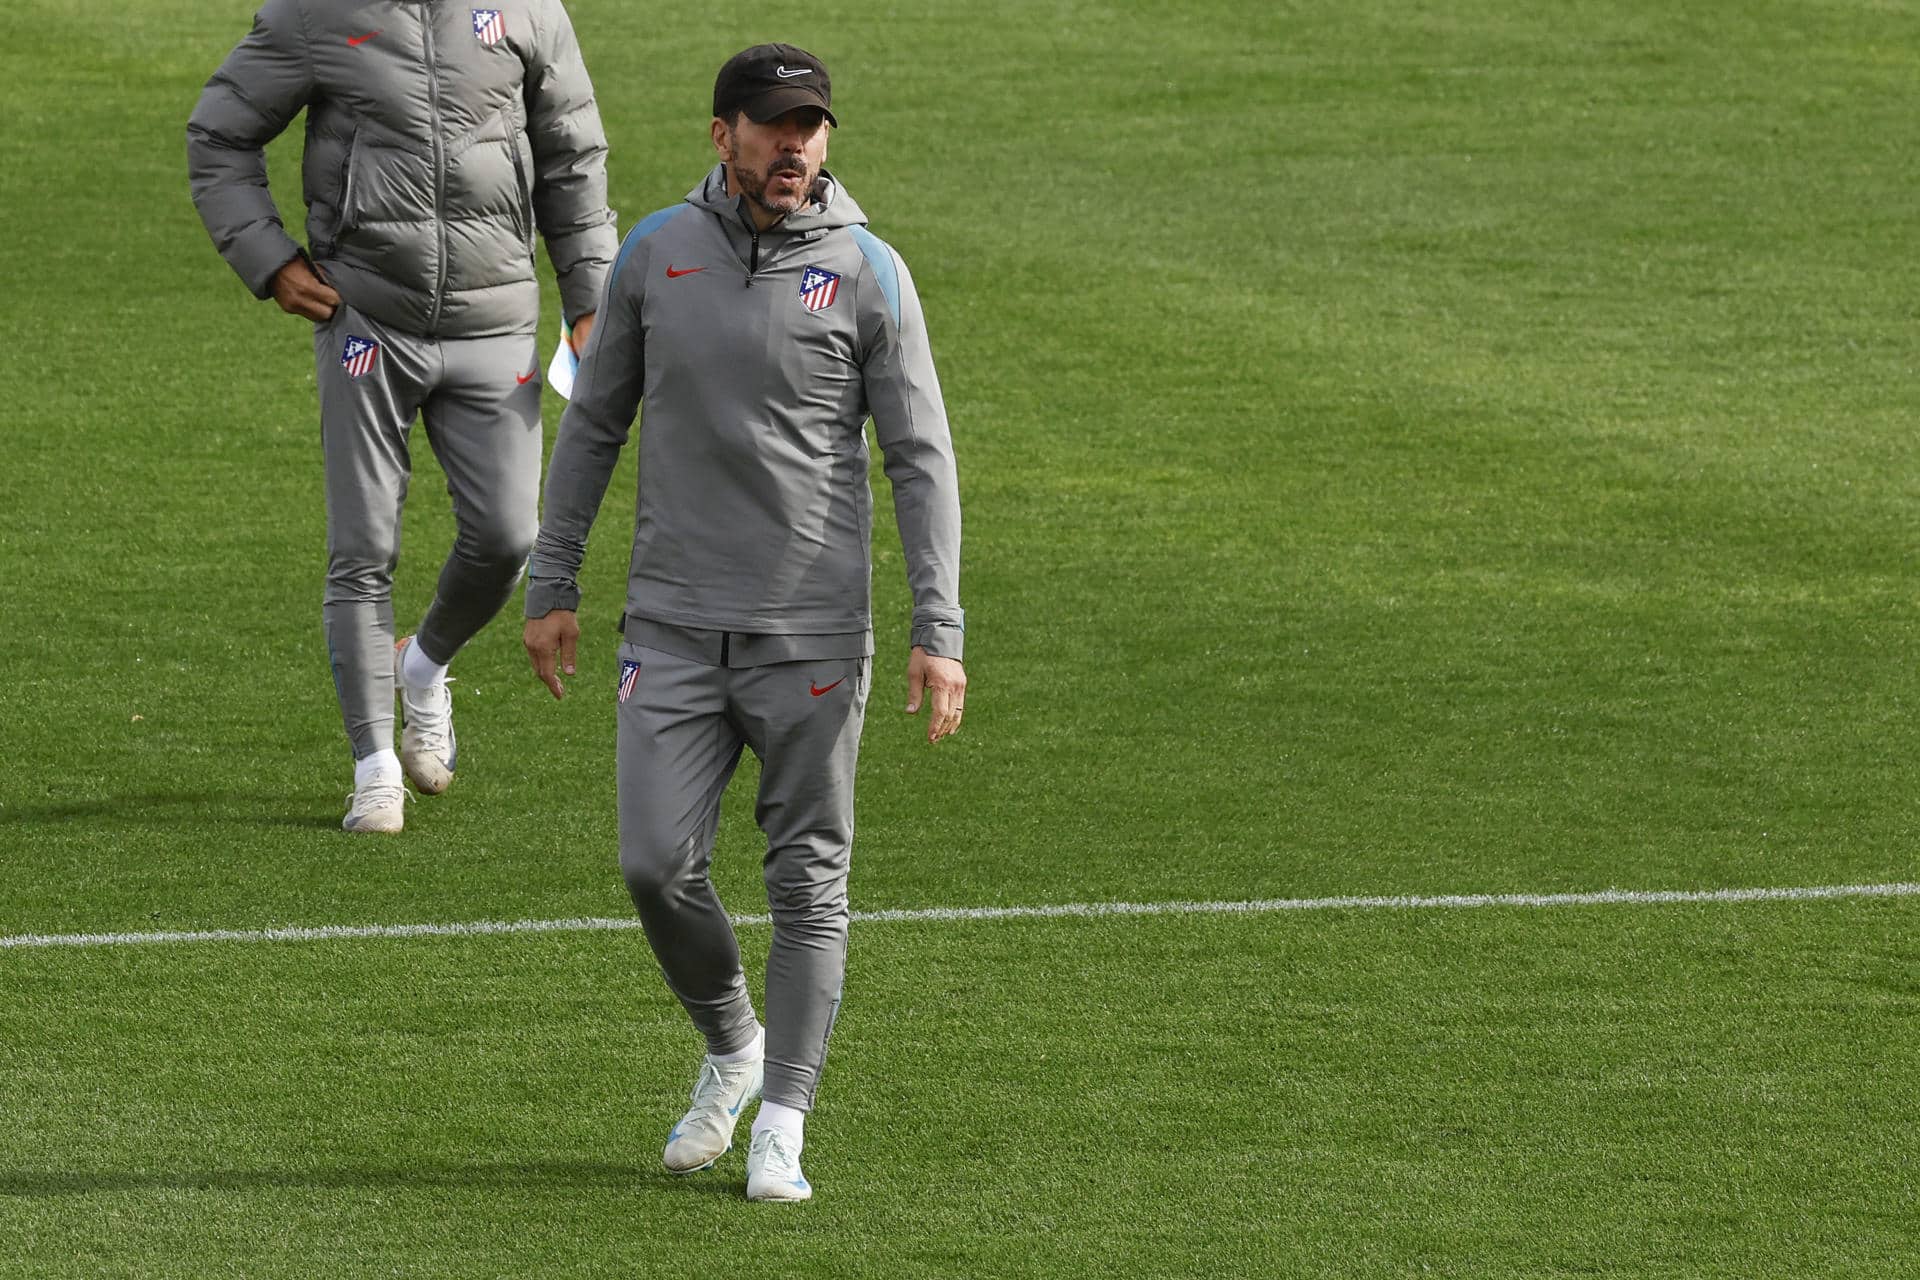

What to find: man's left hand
left=906, top=646, right=966, bottom=743
left=570, top=311, right=596, bottom=355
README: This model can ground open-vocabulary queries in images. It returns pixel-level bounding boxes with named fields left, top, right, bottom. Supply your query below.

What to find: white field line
left=2, top=881, right=1916, bottom=952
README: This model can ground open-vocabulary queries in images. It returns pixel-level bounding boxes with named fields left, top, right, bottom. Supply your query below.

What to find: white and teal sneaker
left=394, top=636, right=456, bottom=795
left=663, top=1052, right=764, bottom=1174
left=341, top=777, right=406, bottom=834
left=745, top=1128, right=811, bottom=1202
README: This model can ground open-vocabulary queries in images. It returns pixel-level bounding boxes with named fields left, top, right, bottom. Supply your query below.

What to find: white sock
left=355, top=749, right=402, bottom=789
left=399, top=638, right=449, bottom=690
left=752, top=1100, right=805, bottom=1145
left=710, top=1025, right=763, bottom=1066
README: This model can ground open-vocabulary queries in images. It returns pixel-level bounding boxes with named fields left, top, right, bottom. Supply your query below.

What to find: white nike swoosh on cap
left=775, top=66, right=813, bottom=78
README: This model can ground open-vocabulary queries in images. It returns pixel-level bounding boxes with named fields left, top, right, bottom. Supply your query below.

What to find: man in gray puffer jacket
left=188, top=0, right=617, bottom=833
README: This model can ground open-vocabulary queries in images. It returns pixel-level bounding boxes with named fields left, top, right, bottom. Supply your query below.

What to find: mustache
left=767, top=156, right=808, bottom=177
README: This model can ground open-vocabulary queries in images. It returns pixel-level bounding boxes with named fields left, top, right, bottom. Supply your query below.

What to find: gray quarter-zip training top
left=526, top=166, right=964, bottom=660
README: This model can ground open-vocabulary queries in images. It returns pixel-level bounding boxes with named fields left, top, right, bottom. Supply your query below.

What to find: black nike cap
left=713, top=43, right=837, bottom=127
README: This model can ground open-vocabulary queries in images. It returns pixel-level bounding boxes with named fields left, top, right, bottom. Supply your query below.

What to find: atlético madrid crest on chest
left=341, top=335, right=379, bottom=379
left=798, top=266, right=841, bottom=312
left=472, top=9, right=505, bottom=45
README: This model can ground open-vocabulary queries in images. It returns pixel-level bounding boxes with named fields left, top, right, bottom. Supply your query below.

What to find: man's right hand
left=524, top=610, right=581, bottom=700
left=270, top=255, right=341, bottom=322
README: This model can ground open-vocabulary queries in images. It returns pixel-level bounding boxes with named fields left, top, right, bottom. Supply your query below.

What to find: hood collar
left=685, top=163, right=868, bottom=235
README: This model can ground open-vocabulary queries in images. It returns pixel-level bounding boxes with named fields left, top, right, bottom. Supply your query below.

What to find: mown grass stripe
left=3, top=881, right=1914, bottom=951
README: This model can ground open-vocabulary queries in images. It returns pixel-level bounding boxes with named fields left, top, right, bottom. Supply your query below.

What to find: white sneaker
left=341, top=778, right=406, bottom=834
left=662, top=1052, right=763, bottom=1174
left=745, top=1128, right=811, bottom=1202
left=395, top=637, right=456, bottom=795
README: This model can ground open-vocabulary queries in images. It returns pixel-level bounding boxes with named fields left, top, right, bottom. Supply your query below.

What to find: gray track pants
left=314, top=305, right=542, bottom=760
left=616, top=640, right=871, bottom=1112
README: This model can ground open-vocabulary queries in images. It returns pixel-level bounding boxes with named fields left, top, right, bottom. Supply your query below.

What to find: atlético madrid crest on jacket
left=472, top=9, right=505, bottom=45
left=341, top=335, right=379, bottom=379
left=798, top=266, right=840, bottom=312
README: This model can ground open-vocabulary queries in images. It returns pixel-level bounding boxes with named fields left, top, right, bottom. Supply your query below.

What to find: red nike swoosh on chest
left=665, top=266, right=706, bottom=279
left=347, top=30, right=380, bottom=46
left=809, top=678, right=845, bottom=697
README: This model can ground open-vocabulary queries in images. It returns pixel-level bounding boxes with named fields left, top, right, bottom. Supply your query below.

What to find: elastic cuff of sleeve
left=524, top=579, right=582, bottom=619
left=551, top=240, right=612, bottom=323
left=233, top=228, right=305, bottom=300
left=911, top=623, right=965, bottom=662
left=559, top=279, right=609, bottom=328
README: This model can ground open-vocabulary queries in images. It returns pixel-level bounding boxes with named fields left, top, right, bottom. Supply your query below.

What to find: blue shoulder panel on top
left=612, top=204, right=690, bottom=283
left=848, top=226, right=901, bottom=327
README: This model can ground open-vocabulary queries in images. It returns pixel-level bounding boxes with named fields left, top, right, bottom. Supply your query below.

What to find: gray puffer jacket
left=187, top=0, right=616, bottom=337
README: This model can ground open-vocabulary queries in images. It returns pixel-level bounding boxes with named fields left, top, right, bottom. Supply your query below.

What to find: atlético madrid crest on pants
left=341, top=335, right=379, bottom=379
left=472, top=8, right=505, bottom=44
left=798, top=266, right=840, bottom=312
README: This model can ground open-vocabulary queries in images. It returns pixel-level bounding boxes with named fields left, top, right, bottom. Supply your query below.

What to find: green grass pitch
left=2, top=0, right=1917, bottom=1275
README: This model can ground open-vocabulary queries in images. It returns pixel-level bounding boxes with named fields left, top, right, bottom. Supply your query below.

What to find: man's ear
left=710, top=116, right=731, bottom=160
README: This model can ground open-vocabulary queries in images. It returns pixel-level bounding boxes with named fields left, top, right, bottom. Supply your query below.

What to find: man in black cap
left=523, top=43, right=967, bottom=1202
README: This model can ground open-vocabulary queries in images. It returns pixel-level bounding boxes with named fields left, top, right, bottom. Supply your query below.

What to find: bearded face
left=732, top=145, right=814, bottom=218
left=719, top=107, right=831, bottom=223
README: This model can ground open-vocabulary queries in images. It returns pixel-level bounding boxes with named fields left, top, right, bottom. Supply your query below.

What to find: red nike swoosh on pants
left=516, top=371, right=537, bottom=385
left=810, top=678, right=845, bottom=697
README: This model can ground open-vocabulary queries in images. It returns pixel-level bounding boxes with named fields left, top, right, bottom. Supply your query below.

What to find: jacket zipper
left=423, top=14, right=448, bottom=334
left=742, top=220, right=819, bottom=287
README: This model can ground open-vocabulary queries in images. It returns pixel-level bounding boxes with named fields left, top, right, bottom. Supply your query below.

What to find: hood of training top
left=187, top=0, right=616, bottom=337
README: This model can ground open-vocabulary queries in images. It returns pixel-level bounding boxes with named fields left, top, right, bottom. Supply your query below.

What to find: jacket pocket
left=509, top=137, right=534, bottom=248
left=335, top=133, right=362, bottom=244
